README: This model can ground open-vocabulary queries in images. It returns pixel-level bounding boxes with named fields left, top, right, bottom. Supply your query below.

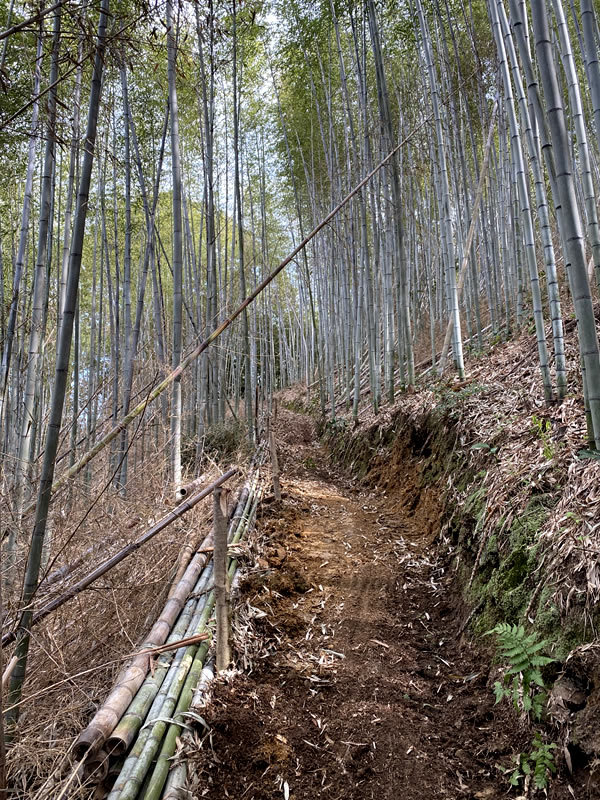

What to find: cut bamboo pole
left=106, top=565, right=215, bottom=756
left=75, top=536, right=219, bottom=756
left=213, top=488, right=230, bottom=672
left=104, top=472, right=263, bottom=798
left=140, top=490, right=262, bottom=800
left=154, top=659, right=215, bottom=800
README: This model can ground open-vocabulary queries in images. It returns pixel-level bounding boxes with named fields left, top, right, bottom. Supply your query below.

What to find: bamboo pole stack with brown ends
left=73, top=472, right=238, bottom=758
left=68, top=457, right=264, bottom=799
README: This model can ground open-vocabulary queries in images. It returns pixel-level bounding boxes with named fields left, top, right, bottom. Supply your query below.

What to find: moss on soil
left=318, top=394, right=586, bottom=667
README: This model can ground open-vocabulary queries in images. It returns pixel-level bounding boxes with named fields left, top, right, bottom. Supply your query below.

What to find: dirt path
left=187, top=410, right=570, bottom=799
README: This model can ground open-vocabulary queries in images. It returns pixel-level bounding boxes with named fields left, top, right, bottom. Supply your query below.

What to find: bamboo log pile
left=71, top=459, right=264, bottom=799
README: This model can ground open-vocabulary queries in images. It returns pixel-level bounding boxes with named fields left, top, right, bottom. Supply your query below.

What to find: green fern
left=530, top=734, right=557, bottom=789
left=506, top=734, right=557, bottom=790
left=486, top=623, right=553, bottom=720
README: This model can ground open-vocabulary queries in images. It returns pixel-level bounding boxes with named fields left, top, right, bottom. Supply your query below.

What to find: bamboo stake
left=438, top=100, right=498, bottom=374
left=269, top=426, right=281, bottom=503
left=213, top=488, right=231, bottom=672
left=2, top=469, right=238, bottom=648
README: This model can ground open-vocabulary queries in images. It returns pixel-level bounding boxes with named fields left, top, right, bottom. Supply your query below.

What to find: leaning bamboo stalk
left=2, top=469, right=237, bottom=649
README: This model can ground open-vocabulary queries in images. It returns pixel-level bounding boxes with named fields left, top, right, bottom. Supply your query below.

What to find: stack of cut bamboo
left=73, top=463, right=264, bottom=799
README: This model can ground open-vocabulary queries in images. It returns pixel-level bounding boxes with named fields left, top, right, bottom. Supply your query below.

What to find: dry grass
left=0, top=404, right=247, bottom=798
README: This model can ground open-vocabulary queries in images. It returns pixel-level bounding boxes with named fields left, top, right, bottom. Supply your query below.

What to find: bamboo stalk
left=155, top=659, right=215, bottom=800
left=140, top=505, right=260, bottom=800
left=75, top=539, right=217, bottom=756
left=438, top=100, right=498, bottom=374
left=213, top=489, right=230, bottom=672
left=1, top=657, right=17, bottom=691
left=18, top=120, right=432, bottom=519
left=269, top=426, right=281, bottom=503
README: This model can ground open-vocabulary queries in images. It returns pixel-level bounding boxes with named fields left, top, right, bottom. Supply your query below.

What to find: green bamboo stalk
left=162, top=660, right=215, bottom=800
left=115, top=638, right=212, bottom=800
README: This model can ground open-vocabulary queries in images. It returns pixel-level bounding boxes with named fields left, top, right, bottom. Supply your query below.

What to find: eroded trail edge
left=187, top=410, right=521, bottom=799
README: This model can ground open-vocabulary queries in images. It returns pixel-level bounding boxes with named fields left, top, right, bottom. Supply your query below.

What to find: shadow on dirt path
left=186, top=408, right=575, bottom=800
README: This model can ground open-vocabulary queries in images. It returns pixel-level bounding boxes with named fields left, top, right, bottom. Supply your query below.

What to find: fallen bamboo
left=74, top=523, right=225, bottom=757
left=79, top=473, right=257, bottom=766
left=213, top=488, right=230, bottom=672
left=2, top=469, right=237, bottom=649
left=140, top=489, right=262, bottom=800
left=161, top=658, right=215, bottom=800
left=104, top=471, right=262, bottom=798
left=105, top=566, right=216, bottom=757
left=175, top=474, right=207, bottom=502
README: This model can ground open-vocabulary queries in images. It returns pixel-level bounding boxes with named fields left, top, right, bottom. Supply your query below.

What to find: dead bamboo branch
left=1, top=657, right=17, bottom=691
left=2, top=469, right=238, bottom=649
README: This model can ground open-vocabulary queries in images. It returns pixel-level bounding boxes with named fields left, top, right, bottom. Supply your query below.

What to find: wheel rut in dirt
left=187, top=410, right=525, bottom=799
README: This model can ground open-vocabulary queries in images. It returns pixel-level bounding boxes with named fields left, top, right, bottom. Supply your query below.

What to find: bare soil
left=186, top=409, right=590, bottom=799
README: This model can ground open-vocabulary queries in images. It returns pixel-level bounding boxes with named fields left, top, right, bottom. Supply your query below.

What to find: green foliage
left=470, top=441, right=498, bottom=454
left=503, top=734, right=557, bottom=790
left=186, top=419, right=247, bottom=468
left=486, top=623, right=553, bottom=720
left=531, top=415, right=554, bottom=460
left=577, top=448, right=600, bottom=461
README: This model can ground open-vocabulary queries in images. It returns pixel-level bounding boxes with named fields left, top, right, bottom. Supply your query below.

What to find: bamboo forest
left=2, top=0, right=600, bottom=796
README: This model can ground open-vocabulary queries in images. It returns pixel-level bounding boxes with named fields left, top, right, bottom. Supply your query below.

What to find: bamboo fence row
left=72, top=458, right=264, bottom=799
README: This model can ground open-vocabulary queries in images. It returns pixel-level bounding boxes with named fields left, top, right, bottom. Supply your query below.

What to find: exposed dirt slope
left=185, top=409, right=585, bottom=799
